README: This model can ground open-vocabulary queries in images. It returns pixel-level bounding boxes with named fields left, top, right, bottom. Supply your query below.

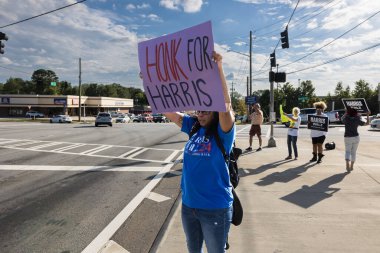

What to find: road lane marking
left=28, top=142, right=63, bottom=150
left=0, top=138, right=183, bottom=164
left=81, top=145, right=111, bottom=155
left=147, top=192, right=171, bottom=203
left=98, top=240, right=130, bottom=253
left=6, top=140, right=40, bottom=147
left=164, top=150, right=181, bottom=163
left=0, top=165, right=163, bottom=172
left=52, top=143, right=86, bottom=152
left=81, top=155, right=182, bottom=253
left=117, top=147, right=141, bottom=158
left=126, top=148, right=148, bottom=159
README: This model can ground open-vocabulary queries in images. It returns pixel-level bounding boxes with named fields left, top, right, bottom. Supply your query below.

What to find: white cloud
left=140, top=14, right=163, bottom=22
left=222, top=18, right=237, bottom=24
left=126, top=4, right=136, bottom=11
left=159, top=0, right=204, bottom=13
left=137, top=3, right=150, bottom=9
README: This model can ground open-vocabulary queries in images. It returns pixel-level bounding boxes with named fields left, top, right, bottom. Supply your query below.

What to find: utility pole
left=78, top=58, right=82, bottom=122
left=378, top=83, right=380, bottom=113
left=247, top=76, right=249, bottom=119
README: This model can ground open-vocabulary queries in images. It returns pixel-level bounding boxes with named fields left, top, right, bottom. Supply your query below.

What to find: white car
left=370, top=119, right=380, bottom=130
left=50, top=115, right=72, bottom=123
left=95, top=112, right=112, bottom=127
left=26, top=111, right=44, bottom=118
left=115, top=115, right=130, bottom=123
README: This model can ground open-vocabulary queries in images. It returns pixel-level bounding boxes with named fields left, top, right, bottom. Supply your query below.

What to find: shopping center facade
left=0, top=94, right=135, bottom=117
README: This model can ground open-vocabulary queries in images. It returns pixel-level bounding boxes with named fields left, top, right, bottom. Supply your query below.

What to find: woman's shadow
left=280, top=172, right=349, bottom=208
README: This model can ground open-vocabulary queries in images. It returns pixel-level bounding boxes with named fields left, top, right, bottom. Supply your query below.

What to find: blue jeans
left=181, top=204, right=233, bottom=253
left=287, top=135, right=298, bottom=157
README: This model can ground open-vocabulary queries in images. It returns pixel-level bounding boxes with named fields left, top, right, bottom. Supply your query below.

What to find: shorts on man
left=249, top=125, right=261, bottom=136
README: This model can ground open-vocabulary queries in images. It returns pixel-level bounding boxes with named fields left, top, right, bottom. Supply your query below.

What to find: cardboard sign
left=138, top=21, right=226, bottom=113
left=342, top=98, right=369, bottom=113
left=307, top=115, right=329, bottom=132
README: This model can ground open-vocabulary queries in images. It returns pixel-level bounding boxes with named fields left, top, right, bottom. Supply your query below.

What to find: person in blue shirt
left=164, top=52, right=235, bottom=253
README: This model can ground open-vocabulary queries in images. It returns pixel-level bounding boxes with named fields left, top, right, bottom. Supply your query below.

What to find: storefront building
left=0, top=94, right=134, bottom=117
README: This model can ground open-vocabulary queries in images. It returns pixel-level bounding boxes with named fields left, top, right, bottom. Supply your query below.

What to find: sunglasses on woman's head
left=195, top=111, right=211, bottom=115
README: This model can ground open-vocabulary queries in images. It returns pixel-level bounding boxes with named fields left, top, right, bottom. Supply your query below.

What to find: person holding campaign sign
left=342, top=107, right=370, bottom=173
left=309, top=102, right=328, bottom=163
left=163, top=51, right=235, bottom=253
left=138, top=22, right=235, bottom=252
left=284, top=107, right=301, bottom=160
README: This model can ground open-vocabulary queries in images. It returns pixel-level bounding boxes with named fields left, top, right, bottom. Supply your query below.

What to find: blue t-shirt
left=181, top=115, right=236, bottom=209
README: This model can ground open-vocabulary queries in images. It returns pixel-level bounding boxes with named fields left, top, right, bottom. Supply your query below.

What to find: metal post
left=268, top=67, right=276, bottom=147
left=247, top=76, right=249, bottom=119
left=249, top=31, right=252, bottom=96
left=78, top=58, right=82, bottom=122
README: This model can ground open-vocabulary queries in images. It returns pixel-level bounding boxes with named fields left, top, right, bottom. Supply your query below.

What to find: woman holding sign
left=309, top=101, right=328, bottom=163
left=160, top=52, right=235, bottom=252
left=342, top=107, right=370, bottom=172
left=284, top=107, right=301, bottom=160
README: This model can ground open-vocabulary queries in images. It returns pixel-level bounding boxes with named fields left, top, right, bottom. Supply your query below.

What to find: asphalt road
left=0, top=121, right=187, bottom=253
left=0, top=121, right=378, bottom=253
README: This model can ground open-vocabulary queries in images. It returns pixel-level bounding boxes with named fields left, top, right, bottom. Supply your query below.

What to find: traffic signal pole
left=268, top=66, right=276, bottom=147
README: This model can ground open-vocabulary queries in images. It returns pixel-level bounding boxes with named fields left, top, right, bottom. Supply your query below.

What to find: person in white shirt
left=309, top=101, right=328, bottom=163
left=284, top=107, right=301, bottom=160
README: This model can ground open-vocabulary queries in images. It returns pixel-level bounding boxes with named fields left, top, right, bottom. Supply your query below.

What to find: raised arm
left=164, top=112, right=184, bottom=128
left=213, top=51, right=234, bottom=133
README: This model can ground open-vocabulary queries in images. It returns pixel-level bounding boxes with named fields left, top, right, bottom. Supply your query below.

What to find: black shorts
left=312, top=136, right=326, bottom=144
left=249, top=125, right=261, bottom=136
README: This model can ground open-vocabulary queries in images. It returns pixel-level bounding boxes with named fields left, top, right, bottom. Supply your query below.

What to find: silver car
left=50, top=115, right=72, bottom=123
left=95, top=112, right=112, bottom=127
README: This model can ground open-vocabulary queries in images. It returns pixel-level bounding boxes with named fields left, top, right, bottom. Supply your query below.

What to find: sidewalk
left=155, top=135, right=380, bottom=253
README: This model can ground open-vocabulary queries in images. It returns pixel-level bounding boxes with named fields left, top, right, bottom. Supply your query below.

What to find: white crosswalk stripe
left=0, top=138, right=182, bottom=164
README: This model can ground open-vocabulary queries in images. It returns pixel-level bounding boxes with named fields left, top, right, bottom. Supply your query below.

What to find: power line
left=0, top=65, right=30, bottom=75
left=281, top=9, right=380, bottom=68
left=273, top=0, right=301, bottom=52
left=287, top=42, right=380, bottom=75
left=0, top=0, right=87, bottom=29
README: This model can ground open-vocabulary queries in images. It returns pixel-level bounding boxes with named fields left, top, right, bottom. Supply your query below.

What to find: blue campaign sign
left=245, top=95, right=257, bottom=105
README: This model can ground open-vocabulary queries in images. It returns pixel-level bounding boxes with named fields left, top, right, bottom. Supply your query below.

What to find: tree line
left=1, top=69, right=378, bottom=116
left=232, top=79, right=379, bottom=119
left=0, top=69, right=148, bottom=105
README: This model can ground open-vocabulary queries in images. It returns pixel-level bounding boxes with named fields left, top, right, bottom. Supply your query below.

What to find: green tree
left=31, top=69, right=59, bottom=95
left=352, top=79, right=372, bottom=99
left=2, top=77, right=26, bottom=94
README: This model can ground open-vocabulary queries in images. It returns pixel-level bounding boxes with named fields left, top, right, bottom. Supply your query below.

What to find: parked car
left=325, top=111, right=340, bottom=124
left=132, top=115, right=148, bottom=123
left=143, top=114, right=153, bottom=122
left=329, top=109, right=346, bottom=123
left=152, top=113, right=168, bottom=123
left=25, top=111, right=44, bottom=118
left=370, top=118, right=380, bottom=130
left=50, top=115, right=72, bottom=123
left=115, top=115, right=130, bottom=123
left=299, top=108, right=317, bottom=124
left=95, top=112, right=112, bottom=127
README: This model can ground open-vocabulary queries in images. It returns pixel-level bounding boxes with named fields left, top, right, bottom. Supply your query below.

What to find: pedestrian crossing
left=0, top=138, right=183, bottom=164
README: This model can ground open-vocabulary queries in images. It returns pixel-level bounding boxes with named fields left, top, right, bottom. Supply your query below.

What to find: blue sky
left=1, top=0, right=379, bottom=96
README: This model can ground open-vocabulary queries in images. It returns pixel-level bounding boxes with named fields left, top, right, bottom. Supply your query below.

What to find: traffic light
left=280, top=28, right=289, bottom=49
left=0, top=32, right=8, bottom=54
left=274, top=72, right=286, bottom=83
left=270, top=52, right=276, bottom=68
left=269, top=71, right=275, bottom=83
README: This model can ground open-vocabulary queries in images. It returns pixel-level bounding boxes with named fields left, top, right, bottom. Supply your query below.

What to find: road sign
left=245, top=95, right=257, bottom=105
left=50, top=82, right=56, bottom=87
